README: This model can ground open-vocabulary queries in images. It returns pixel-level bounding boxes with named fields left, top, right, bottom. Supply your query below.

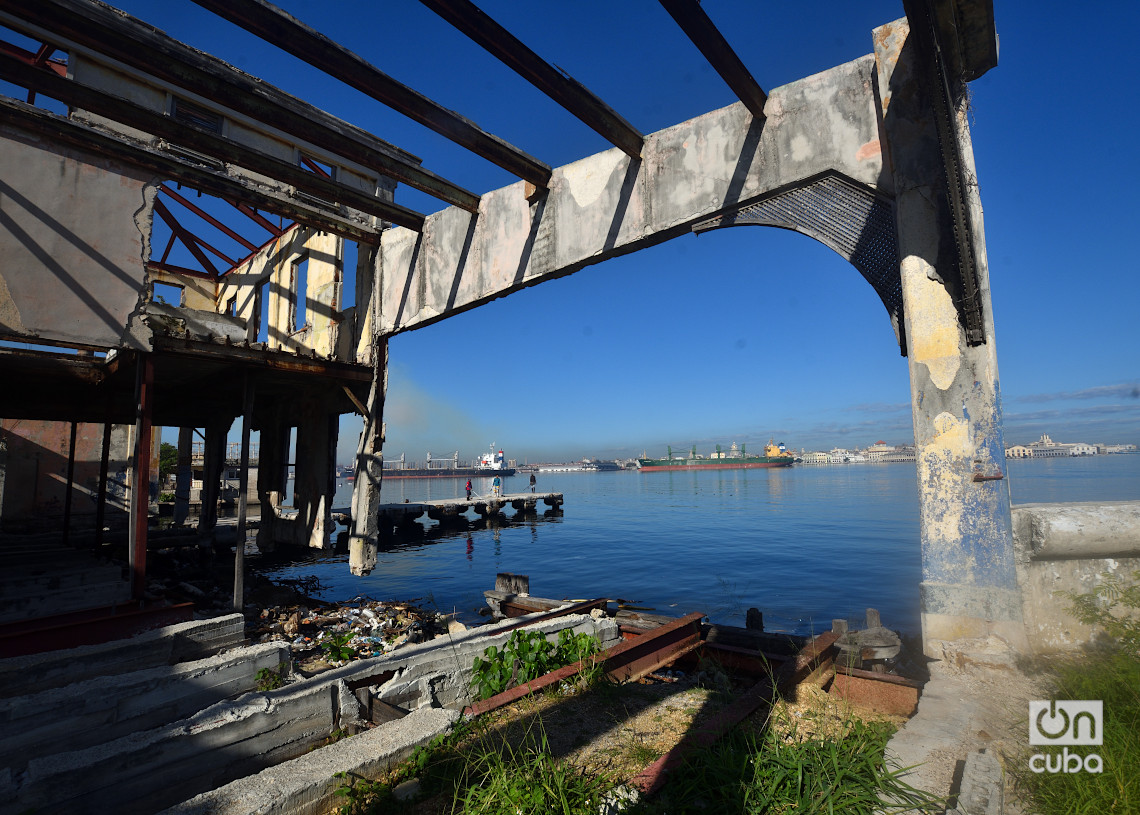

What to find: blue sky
left=105, top=1, right=1139, bottom=463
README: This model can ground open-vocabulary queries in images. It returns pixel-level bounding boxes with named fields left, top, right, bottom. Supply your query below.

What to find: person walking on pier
left=529, top=473, right=536, bottom=493
left=465, top=479, right=472, bottom=500
left=492, top=475, right=501, bottom=496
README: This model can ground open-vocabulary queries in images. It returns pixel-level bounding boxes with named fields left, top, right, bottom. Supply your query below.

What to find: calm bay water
left=260, top=455, right=1140, bottom=636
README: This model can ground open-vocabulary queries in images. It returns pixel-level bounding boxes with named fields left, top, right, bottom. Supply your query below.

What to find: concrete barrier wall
left=162, top=708, right=461, bottom=815
left=1012, top=501, right=1140, bottom=653
left=2, top=610, right=616, bottom=814
left=0, top=613, right=246, bottom=696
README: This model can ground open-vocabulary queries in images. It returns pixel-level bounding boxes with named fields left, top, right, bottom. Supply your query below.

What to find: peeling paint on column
left=903, top=264, right=961, bottom=388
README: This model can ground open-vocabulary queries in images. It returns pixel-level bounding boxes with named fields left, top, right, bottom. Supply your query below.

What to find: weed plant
left=1011, top=572, right=1140, bottom=813
left=471, top=629, right=601, bottom=700
left=630, top=716, right=938, bottom=814
left=455, top=723, right=613, bottom=815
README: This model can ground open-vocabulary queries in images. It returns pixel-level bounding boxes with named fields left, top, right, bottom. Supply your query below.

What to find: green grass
left=1013, top=648, right=1140, bottom=814
left=628, top=717, right=940, bottom=814
left=334, top=692, right=941, bottom=815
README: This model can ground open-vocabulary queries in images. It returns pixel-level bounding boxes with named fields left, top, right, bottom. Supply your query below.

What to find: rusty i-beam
left=418, top=0, right=644, bottom=158
left=191, top=0, right=554, bottom=188
left=658, top=0, right=768, bottom=119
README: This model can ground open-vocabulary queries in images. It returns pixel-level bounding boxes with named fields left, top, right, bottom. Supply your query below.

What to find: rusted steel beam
left=0, top=53, right=426, bottom=231
left=418, top=0, right=643, bottom=158
left=463, top=611, right=706, bottom=718
left=159, top=185, right=260, bottom=253
left=0, top=0, right=481, bottom=212
left=657, top=0, right=767, bottom=119
left=632, top=630, right=840, bottom=796
left=0, top=39, right=66, bottom=76
left=0, top=96, right=382, bottom=245
left=152, top=197, right=223, bottom=275
left=229, top=200, right=288, bottom=237
left=191, top=0, right=552, bottom=188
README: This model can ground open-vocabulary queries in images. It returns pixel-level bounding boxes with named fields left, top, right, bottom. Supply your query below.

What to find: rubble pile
left=247, top=597, right=448, bottom=675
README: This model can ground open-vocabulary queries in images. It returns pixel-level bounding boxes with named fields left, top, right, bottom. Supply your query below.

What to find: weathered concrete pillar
left=197, top=417, right=232, bottom=546
left=255, top=411, right=289, bottom=553
left=874, top=19, right=1026, bottom=658
left=349, top=339, right=387, bottom=576
left=173, top=426, right=194, bottom=526
left=293, top=395, right=337, bottom=549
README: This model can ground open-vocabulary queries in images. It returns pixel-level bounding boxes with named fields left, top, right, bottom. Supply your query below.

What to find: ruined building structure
left=0, top=0, right=1020, bottom=658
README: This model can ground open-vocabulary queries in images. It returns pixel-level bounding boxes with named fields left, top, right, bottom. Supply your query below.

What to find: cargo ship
left=637, top=440, right=794, bottom=472
left=378, top=444, right=517, bottom=480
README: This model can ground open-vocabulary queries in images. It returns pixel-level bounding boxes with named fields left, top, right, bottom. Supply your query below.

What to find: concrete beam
left=377, top=56, right=885, bottom=336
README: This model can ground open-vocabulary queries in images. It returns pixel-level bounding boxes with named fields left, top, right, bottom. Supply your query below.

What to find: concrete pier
left=379, top=492, right=564, bottom=525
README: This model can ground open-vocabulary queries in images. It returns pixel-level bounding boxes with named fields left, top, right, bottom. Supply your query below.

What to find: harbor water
left=259, top=455, right=1140, bottom=636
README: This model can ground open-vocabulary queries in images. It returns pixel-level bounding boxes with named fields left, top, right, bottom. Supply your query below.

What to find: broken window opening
left=170, top=96, right=224, bottom=134
left=152, top=281, right=183, bottom=307
left=341, top=239, right=357, bottom=311
left=291, top=255, right=310, bottom=334
left=257, top=279, right=270, bottom=345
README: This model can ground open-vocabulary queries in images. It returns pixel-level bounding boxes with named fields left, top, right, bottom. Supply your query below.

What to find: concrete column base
left=348, top=535, right=376, bottom=576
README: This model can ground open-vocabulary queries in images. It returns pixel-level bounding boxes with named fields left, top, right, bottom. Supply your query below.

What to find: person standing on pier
left=492, top=475, right=501, bottom=496
left=529, top=473, right=536, bottom=493
left=465, top=479, right=472, bottom=500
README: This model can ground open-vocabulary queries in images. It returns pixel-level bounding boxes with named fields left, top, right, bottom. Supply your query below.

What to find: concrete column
left=255, top=411, right=289, bottom=553
left=874, top=19, right=1026, bottom=658
left=349, top=338, right=386, bottom=576
left=197, top=416, right=232, bottom=547
left=173, top=427, right=194, bottom=526
left=293, top=394, right=336, bottom=549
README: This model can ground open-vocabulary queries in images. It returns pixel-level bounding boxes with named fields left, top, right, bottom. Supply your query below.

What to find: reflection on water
left=257, top=456, right=1139, bottom=636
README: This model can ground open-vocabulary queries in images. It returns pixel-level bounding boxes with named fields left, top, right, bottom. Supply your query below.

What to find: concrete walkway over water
left=376, top=492, right=564, bottom=525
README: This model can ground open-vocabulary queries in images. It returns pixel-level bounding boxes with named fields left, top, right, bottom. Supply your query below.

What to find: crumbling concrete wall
left=1012, top=501, right=1140, bottom=653
left=0, top=126, right=152, bottom=349
left=216, top=227, right=344, bottom=359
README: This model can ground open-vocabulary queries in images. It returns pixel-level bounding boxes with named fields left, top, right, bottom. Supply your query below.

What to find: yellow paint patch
left=902, top=255, right=961, bottom=389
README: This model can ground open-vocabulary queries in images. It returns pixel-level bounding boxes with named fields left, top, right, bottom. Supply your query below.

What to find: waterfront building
left=1006, top=445, right=1032, bottom=459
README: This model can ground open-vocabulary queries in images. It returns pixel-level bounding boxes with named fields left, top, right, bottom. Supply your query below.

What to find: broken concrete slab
left=161, top=707, right=460, bottom=815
